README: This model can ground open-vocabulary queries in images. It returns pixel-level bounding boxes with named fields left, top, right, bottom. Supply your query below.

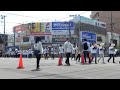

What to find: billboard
left=80, top=31, right=96, bottom=43
left=52, top=22, right=74, bottom=35
left=52, top=22, right=74, bottom=30
left=31, top=22, right=52, bottom=35
left=52, top=35, right=68, bottom=44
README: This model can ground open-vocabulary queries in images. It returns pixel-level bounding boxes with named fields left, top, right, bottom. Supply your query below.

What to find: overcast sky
left=0, top=11, right=91, bottom=34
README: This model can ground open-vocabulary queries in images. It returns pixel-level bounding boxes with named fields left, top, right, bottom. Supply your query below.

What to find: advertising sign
left=52, top=22, right=74, bottom=30
left=14, top=25, right=26, bottom=32
left=52, top=22, right=74, bottom=35
left=80, top=31, right=96, bottom=43
left=31, top=22, right=52, bottom=36
left=52, top=35, right=68, bottom=44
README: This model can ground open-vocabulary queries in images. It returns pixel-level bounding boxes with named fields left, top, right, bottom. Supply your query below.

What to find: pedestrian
left=15, top=48, right=18, bottom=58
left=64, top=38, right=73, bottom=65
left=90, top=43, right=98, bottom=64
left=44, top=46, right=49, bottom=60
left=75, top=45, right=81, bottom=63
left=28, top=49, right=33, bottom=58
left=98, top=43, right=105, bottom=64
left=71, top=45, right=76, bottom=61
left=58, top=45, right=64, bottom=60
left=107, top=43, right=115, bottom=63
left=50, top=46, right=55, bottom=60
left=82, top=38, right=91, bottom=64
left=33, top=37, right=43, bottom=70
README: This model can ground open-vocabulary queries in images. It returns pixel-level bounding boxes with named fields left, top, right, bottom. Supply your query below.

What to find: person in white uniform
left=98, top=43, right=105, bottom=64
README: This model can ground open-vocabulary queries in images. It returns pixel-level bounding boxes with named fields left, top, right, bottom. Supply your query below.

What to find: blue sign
left=52, top=22, right=74, bottom=30
left=80, top=31, right=96, bottom=43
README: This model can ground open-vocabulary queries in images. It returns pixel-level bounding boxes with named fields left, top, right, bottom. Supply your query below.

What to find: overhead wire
left=0, top=11, right=91, bottom=34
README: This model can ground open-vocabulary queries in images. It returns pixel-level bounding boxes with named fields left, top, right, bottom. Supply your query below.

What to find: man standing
left=64, top=38, right=73, bottom=65
left=82, top=38, right=91, bottom=64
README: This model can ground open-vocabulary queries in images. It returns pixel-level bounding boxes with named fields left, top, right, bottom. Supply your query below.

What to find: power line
left=0, top=11, right=91, bottom=22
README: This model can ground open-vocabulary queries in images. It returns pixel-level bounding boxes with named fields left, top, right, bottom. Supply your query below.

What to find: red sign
left=31, top=32, right=51, bottom=36
left=14, top=25, right=26, bottom=32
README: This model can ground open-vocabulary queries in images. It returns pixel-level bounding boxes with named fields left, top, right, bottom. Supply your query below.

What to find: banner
left=31, top=22, right=52, bottom=36
left=52, top=22, right=74, bottom=35
left=14, top=25, right=26, bottom=32
left=52, top=22, right=74, bottom=30
left=80, top=31, right=96, bottom=43
left=31, top=23, right=40, bottom=33
left=52, top=35, right=68, bottom=44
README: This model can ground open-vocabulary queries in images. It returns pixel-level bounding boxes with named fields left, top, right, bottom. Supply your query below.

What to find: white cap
left=111, top=43, right=115, bottom=47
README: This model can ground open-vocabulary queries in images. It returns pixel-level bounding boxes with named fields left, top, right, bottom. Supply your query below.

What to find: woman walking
left=33, top=37, right=43, bottom=70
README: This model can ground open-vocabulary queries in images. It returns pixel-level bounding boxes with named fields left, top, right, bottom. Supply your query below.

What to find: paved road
left=0, top=57, right=120, bottom=79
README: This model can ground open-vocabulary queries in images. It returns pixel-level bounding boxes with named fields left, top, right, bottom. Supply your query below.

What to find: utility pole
left=110, top=11, right=113, bottom=43
left=1, top=15, right=6, bottom=53
left=13, top=27, right=15, bottom=51
left=79, top=16, right=81, bottom=51
left=69, top=21, right=71, bottom=42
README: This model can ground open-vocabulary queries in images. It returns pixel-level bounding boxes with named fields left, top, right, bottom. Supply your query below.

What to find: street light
left=1, top=15, right=6, bottom=53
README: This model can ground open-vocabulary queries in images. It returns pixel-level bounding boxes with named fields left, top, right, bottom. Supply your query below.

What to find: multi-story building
left=11, top=16, right=106, bottom=50
left=91, top=11, right=120, bottom=45
left=71, top=16, right=107, bottom=45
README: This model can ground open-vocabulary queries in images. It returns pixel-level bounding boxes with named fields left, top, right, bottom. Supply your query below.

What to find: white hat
left=100, top=43, right=104, bottom=46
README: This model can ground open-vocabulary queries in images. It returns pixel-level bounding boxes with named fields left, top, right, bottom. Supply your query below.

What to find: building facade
left=91, top=11, right=120, bottom=45
left=71, top=16, right=107, bottom=45
left=11, top=16, right=106, bottom=50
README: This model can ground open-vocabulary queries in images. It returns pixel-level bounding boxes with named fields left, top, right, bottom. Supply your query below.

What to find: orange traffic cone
left=81, top=53, right=84, bottom=64
left=58, top=56, right=62, bottom=66
left=17, top=54, right=24, bottom=69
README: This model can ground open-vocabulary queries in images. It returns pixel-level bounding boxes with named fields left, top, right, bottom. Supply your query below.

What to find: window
left=23, top=37, right=29, bottom=42
left=97, top=36, right=102, bottom=42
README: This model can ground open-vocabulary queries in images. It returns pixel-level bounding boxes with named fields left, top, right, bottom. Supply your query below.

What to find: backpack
left=83, top=42, right=88, bottom=50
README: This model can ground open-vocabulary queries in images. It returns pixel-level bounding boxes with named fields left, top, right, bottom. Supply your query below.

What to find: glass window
left=97, top=36, right=102, bottom=42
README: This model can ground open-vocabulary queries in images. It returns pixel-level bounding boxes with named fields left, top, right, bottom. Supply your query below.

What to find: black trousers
left=71, top=54, right=75, bottom=60
left=35, top=54, right=41, bottom=69
left=76, top=54, right=81, bottom=62
left=65, top=53, right=71, bottom=65
left=83, top=51, right=91, bottom=63
left=45, top=53, right=48, bottom=60
left=108, top=54, right=115, bottom=63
